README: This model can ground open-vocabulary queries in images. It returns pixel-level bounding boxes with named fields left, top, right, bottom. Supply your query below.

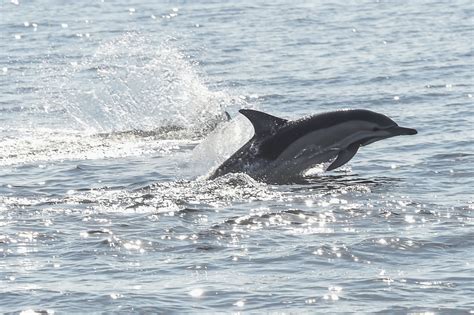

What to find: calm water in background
left=1, top=0, right=473, bottom=313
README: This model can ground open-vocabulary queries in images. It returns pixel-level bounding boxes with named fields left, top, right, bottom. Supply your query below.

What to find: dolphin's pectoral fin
left=239, top=109, right=288, bottom=137
left=326, top=143, right=360, bottom=171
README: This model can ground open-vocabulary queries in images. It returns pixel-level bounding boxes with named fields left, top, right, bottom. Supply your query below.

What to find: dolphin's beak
left=360, top=125, right=417, bottom=146
left=389, top=126, right=417, bottom=136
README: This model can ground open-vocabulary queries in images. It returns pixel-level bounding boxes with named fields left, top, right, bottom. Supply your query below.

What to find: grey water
left=1, top=0, right=473, bottom=313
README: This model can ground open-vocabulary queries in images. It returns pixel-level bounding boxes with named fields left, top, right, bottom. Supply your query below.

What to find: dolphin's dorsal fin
left=326, top=143, right=360, bottom=171
left=239, top=109, right=288, bottom=137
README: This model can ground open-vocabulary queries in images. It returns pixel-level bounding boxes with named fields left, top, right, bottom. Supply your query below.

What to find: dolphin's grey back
left=256, top=109, right=396, bottom=160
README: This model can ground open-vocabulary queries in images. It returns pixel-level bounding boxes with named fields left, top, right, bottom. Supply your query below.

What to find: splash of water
left=1, top=33, right=253, bottom=166
left=188, top=115, right=255, bottom=178
left=45, top=32, right=245, bottom=136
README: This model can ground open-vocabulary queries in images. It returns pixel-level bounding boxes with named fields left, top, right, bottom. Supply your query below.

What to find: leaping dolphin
left=208, top=109, right=417, bottom=183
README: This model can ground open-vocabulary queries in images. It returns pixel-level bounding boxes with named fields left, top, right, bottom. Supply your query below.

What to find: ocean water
left=1, top=0, right=473, bottom=313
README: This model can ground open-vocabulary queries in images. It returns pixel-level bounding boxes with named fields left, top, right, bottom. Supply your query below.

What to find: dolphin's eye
left=372, top=127, right=380, bottom=131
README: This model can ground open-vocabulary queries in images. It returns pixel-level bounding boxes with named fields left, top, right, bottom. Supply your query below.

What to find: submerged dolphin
left=208, top=109, right=417, bottom=183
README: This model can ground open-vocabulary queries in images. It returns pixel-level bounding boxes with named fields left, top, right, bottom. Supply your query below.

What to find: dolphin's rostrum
left=208, top=109, right=417, bottom=183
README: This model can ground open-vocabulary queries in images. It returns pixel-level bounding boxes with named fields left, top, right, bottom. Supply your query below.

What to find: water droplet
left=189, top=288, right=204, bottom=297
left=110, top=293, right=122, bottom=299
left=405, top=215, right=415, bottom=224
left=61, top=23, right=68, bottom=28
left=393, top=96, right=400, bottom=101
left=123, top=240, right=143, bottom=251
left=233, top=300, right=245, bottom=307
left=378, top=238, right=388, bottom=245
left=14, top=34, right=22, bottom=40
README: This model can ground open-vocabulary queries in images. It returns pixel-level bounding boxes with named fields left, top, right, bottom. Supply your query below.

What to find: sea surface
left=1, top=0, right=473, bottom=313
